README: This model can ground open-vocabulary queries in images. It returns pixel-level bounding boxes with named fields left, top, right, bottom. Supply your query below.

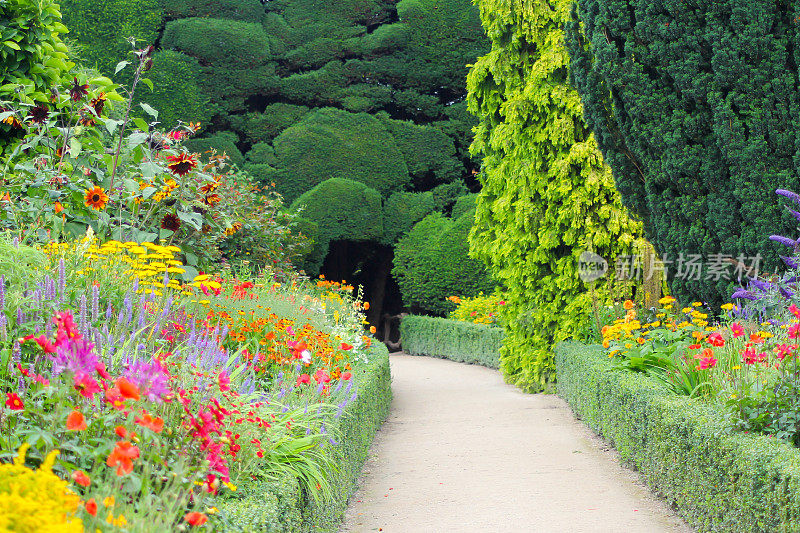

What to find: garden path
left=340, top=354, right=693, bottom=533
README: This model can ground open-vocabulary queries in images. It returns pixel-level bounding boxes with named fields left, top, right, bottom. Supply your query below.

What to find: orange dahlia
left=84, top=186, right=109, bottom=210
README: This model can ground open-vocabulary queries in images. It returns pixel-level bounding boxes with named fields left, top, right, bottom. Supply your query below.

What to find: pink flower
left=706, top=332, right=725, bottom=347
left=296, top=374, right=311, bottom=386
left=774, top=343, right=797, bottom=361
left=730, top=323, right=744, bottom=338
left=789, top=324, right=800, bottom=340
left=314, top=369, right=331, bottom=384
left=73, top=373, right=100, bottom=398
left=696, top=356, right=717, bottom=370
left=218, top=371, right=231, bottom=392
left=790, top=304, right=800, bottom=319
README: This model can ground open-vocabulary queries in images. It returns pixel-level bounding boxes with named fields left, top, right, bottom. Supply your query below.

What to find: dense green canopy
left=566, top=0, right=800, bottom=305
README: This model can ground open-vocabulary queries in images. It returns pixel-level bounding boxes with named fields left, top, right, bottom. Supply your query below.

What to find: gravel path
left=340, top=354, right=693, bottom=533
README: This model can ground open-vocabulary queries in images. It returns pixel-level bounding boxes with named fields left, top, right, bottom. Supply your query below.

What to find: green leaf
left=114, top=60, right=130, bottom=74
left=3, top=40, right=20, bottom=51
left=139, top=102, right=158, bottom=119
left=140, top=77, right=154, bottom=92
left=177, top=210, right=203, bottom=230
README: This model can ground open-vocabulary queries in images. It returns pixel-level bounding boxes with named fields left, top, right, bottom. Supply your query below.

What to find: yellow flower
left=721, top=303, right=734, bottom=311
left=658, top=296, right=675, bottom=305
left=103, top=496, right=115, bottom=507
left=691, top=301, right=702, bottom=307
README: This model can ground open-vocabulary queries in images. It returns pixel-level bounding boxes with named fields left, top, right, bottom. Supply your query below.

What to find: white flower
left=300, top=350, right=312, bottom=364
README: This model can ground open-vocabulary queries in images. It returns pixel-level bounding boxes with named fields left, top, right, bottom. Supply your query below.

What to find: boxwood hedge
left=218, top=342, right=392, bottom=532
left=556, top=342, right=800, bottom=532
left=400, top=315, right=502, bottom=369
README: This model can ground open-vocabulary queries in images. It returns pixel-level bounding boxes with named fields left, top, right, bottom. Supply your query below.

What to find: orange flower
left=369, top=325, right=376, bottom=334
left=623, top=300, right=634, bottom=310
left=85, top=498, right=98, bottom=516
left=363, top=302, right=370, bottom=310
left=185, top=512, right=208, bottom=526
left=134, top=411, right=164, bottom=433
left=66, top=409, right=87, bottom=431
left=84, top=186, right=109, bottom=210
left=114, top=425, right=128, bottom=438
left=71, top=470, right=91, bottom=487
left=54, top=201, right=64, bottom=214
left=106, top=440, right=140, bottom=476
left=115, top=377, right=141, bottom=401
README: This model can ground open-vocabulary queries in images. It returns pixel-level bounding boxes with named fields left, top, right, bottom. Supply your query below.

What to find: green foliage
left=162, top=17, right=270, bottom=67
left=59, top=0, right=162, bottom=74
left=272, top=108, right=408, bottom=204
left=140, top=50, right=210, bottom=129
left=381, top=191, right=435, bottom=245
left=0, top=0, right=72, bottom=150
left=565, top=2, right=800, bottom=307
left=231, top=104, right=310, bottom=145
left=466, top=0, right=641, bottom=392
left=451, top=194, right=477, bottom=219
left=219, top=344, right=391, bottom=532
left=158, top=0, right=264, bottom=22
left=0, top=235, right=48, bottom=293
left=291, top=178, right=384, bottom=275
left=400, top=315, right=502, bottom=368
left=184, top=131, right=245, bottom=167
left=380, top=116, right=461, bottom=187
left=430, top=181, right=469, bottom=213
left=393, top=210, right=495, bottom=315
left=556, top=342, right=800, bottom=532
left=246, top=143, right=277, bottom=166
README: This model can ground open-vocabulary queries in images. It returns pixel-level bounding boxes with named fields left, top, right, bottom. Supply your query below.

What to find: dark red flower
left=160, top=213, right=181, bottom=231
left=166, top=153, right=198, bottom=177
left=69, top=77, right=89, bottom=101
left=27, top=105, right=49, bottom=124
left=90, top=92, right=107, bottom=116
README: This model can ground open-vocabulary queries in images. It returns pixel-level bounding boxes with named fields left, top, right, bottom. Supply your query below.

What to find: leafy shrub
left=450, top=194, right=477, bottom=219
left=380, top=116, right=461, bottom=186
left=291, top=178, right=384, bottom=275
left=0, top=0, right=72, bottom=151
left=565, top=1, right=800, bottom=307
left=136, top=50, right=210, bottom=129
left=246, top=143, right=277, bottom=165
left=162, top=17, right=271, bottom=68
left=381, top=191, right=435, bottom=245
left=447, top=291, right=505, bottom=326
left=230, top=104, right=310, bottom=145
left=400, top=315, right=502, bottom=368
left=466, top=0, right=642, bottom=391
left=393, top=210, right=495, bottom=315
left=60, top=0, right=162, bottom=74
left=158, top=0, right=264, bottom=22
left=272, top=108, right=409, bottom=203
left=184, top=131, right=245, bottom=167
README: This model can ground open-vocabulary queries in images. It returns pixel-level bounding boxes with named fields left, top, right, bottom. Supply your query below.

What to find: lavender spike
left=777, top=189, right=800, bottom=205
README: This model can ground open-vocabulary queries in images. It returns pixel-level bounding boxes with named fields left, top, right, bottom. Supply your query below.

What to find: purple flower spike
left=124, top=359, right=170, bottom=402
left=770, top=235, right=799, bottom=249
left=748, top=279, right=772, bottom=292
left=731, top=288, right=757, bottom=301
left=782, top=256, right=800, bottom=269
left=777, top=189, right=800, bottom=205
left=786, top=207, right=800, bottom=223
left=780, top=286, right=795, bottom=299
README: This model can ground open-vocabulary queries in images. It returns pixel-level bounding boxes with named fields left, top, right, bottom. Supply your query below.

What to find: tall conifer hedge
left=565, top=1, right=800, bottom=306
left=467, top=0, right=641, bottom=392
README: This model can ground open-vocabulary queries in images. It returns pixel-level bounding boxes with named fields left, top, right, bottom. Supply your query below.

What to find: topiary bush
left=565, top=1, right=800, bottom=308
left=158, top=0, right=264, bottom=22
left=381, top=191, right=436, bottom=245
left=184, top=131, right=245, bottom=167
left=393, top=209, right=495, bottom=315
left=400, top=315, right=502, bottom=368
left=162, top=17, right=271, bottom=68
left=466, top=0, right=642, bottom=391
left=137, top=50, right=210, bottom=129
left=380, top=116, right=462, bottom=187
left=60, top=0, right=162, bottom=74
left=230, top=104, right=310, bottom=145
left=291, top=178, right=384, bottom=275
left=271, top=108, right=409, bottom=204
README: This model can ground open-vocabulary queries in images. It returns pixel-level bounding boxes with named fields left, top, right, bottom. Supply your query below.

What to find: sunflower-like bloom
left=166, top=153, right=198, bottom=177
left=84, top=186, right=109, bottom=210
left=160, top=213, right=181, bottom=231
left=27, top=105, right=49, bottom=124
left=68, top=77, right=89, bottom=102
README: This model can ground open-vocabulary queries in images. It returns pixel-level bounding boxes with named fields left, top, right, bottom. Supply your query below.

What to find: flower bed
left=400, top=315, right=502, bottom=368
left=556, top=342, right=800, bottom=532
left=0, top=236, right=388, bottom=531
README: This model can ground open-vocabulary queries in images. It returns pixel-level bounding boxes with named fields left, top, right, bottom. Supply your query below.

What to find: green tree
left=565, top=1, right=800, bottom=306
left=467, top=0, right=641, bottom=391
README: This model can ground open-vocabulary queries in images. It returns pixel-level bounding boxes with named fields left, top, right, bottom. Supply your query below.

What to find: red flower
left=218, top=371, right=231, bottom=392
left=706, top=332, right=725, bottom=347
left=66, top=410, right=87, bottom=431
left=5, top=392, right=23, bottom=410
left=115, top=377, right=141, bottom=401
left=296, top=374, right=311, bottom=386
left=696, top=356, right=717, bottom=370
left=340, top=342, right=353, bottom=351
left=341, top=371, right=352, bottom=380
left=106, top=441, right=140, bottom=476
left=134, top=411, right=164, bottom=433
left=790, top=304, right=800, bottom=320
left=314, top=369, right=331, bottom=384
left=71, top=470, right=91, bottom=487
left=95, top=362, right=111, bottom=379
left=730, top=323, right=744, bottom=338
left=115, top=425, right=128, bottom=438
left=21, top=334, right=56, bottom=353
left=68, top=77, right=89, bottom=101
left=74, top=373, right=100, bottom=398
left=85, top=498, right=97, bottom=516
left=184, top=512, right=208, bottom=526
left=166, top=153, right=198, bottom=177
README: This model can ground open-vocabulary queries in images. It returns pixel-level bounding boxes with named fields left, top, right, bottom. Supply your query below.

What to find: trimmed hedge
left=556, top=342, right=800, bottom=532
left=400, top=315, right=502, bottom=369
left=219, top=342, right=392, bottom=532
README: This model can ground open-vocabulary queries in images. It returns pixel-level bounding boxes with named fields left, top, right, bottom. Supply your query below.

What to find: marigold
left=84, top=186, right=109, bottom=210
left=623, top=299, right=634, bottom=310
